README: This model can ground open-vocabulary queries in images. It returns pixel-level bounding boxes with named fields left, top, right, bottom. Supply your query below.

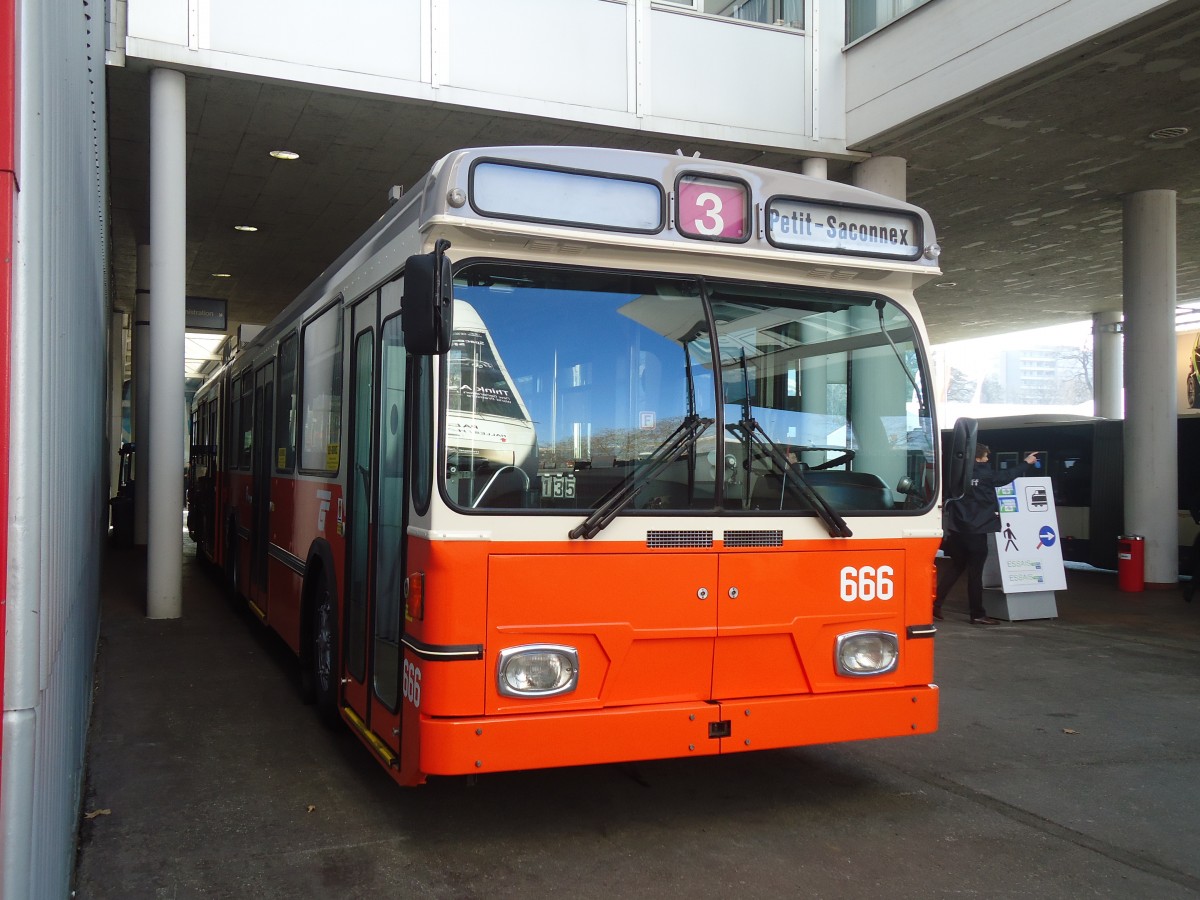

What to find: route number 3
left=402, top=659, right=422, bottom=707
left=839, top=565, right=894, bottom=602
left=677, top=176, right=747, bottom=240
left=691, top=191, right=726, bottom=236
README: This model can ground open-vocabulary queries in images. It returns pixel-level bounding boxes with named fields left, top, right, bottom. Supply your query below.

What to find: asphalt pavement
left=73, top=538, right=1200, bottom=898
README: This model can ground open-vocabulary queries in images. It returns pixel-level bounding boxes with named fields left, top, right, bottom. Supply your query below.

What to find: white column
left=1092, top=310, right=1124, bottom=419
left=148, top=68, right=186, bottom=618
left=1122, top=190, right=1177, bottom=588
left=849, top=156, right=909, bottom=492
left=801, top=157, right=827, bottom=180
left=133, top=244, right=150, bottom=545
left=852, top=155, right=906, bottom=201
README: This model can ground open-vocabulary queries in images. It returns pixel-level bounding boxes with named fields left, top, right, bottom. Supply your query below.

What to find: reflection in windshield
left=443, top=264, right=935, bottom=515
left=445, top=301, right=538, bottom=507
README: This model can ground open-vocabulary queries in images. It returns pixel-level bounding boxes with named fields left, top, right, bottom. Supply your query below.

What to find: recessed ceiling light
left=234, top=225, right=258, bottom=232
left=212, top=273, right=232, bottom=278
left=269, top=149, right=300, bottom=160
left=935, top=281, right=957, bottom=288
left=1148, top=126, right=1189, bottom=141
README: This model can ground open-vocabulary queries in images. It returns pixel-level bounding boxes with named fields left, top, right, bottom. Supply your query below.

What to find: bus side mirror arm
left=945, top=416, right=978, bottom=502
left=401, top=238, right=454, bottom=355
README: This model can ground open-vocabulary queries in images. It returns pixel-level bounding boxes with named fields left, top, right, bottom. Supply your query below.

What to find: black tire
left=311, top=575, right=341, bottom=728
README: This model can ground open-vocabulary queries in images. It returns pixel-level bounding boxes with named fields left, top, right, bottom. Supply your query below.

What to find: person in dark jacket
left=934, top=443, right=1039, bottom=624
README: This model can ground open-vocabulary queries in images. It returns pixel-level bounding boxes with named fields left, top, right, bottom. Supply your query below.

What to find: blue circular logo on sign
left=1039, top=525, right=1057, bottom=547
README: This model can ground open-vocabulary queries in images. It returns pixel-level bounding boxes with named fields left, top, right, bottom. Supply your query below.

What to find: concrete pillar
left=800, top=318, right=830, bottom=418
left=802, top=157, right=827, bottom=180
left=1122, top=190, right=1177, bottom=588
left=1092, top=310, right=1124, bottom=419
left=850, top=307, right=909, bottom=492
left=852, top=155, right=906, bottom=202
left=133, top=244, right=150, bottom=545
left=147, top=68, right=186, bottom=618
left=848, top=157, right=908, bottom=492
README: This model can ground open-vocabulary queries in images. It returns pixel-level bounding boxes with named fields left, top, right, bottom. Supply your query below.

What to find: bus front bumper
left=417, top=684, right=938, bottom=777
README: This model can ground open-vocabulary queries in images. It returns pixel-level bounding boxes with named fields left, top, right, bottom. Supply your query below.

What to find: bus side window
left=239, top=373, right=253, bottom=470
left=228, top=375, right=242, bottom=470
left=300, top=303, right=344, bottom=474
left=275, top=333, right=298, bottom=472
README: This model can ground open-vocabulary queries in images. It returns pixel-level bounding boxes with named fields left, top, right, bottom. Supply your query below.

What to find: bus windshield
left=443, top=263, right=934, bottom=515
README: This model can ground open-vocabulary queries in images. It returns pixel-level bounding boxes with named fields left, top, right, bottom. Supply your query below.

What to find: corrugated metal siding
left=0, top=0, right=14, bottom=792
left=1, top=0, right=109, bottom=895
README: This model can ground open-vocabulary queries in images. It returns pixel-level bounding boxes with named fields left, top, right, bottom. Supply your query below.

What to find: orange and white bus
left=188, top=145, right=950, bottom=786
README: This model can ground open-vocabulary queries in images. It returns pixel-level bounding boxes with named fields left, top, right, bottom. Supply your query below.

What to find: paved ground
left=73, top=539, right=1200, bottom=898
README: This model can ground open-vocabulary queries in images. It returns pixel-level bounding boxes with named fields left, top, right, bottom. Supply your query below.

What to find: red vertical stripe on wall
left=0, top=0, right=10, bottom=172
left=0, top=0, right=16, bottom=778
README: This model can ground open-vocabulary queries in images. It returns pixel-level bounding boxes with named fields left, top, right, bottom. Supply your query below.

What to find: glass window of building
left=657, top=0, right=803, bottom=30
left=847, top=0, right=930, bottom=42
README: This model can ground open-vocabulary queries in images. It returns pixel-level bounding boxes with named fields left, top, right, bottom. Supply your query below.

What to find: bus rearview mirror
left=946, top=417, right=978, bottom=502
left=402, top=239, right=454, bottom=355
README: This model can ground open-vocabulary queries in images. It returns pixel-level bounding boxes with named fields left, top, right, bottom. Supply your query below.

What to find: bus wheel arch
left=300, top=540, right=341, bottom=727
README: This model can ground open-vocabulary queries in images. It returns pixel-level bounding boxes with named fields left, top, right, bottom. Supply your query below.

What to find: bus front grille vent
left=646, top=530, right=713, bottom=549
left=723, top=529, right=783, bottom=548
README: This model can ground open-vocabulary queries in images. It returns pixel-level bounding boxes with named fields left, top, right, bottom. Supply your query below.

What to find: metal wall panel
left=447, top=0, right=629, bottom=111
left=843, top=0, right=1174, bottom=145
left=1, top=0, right=109, bottom=895
left=649, top=7, right=807, bottom=133
left=125, top=0, right=823, bottom=154
left=206, top=0, right=422, bottom=81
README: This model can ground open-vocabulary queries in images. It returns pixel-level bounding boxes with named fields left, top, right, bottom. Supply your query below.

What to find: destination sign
left=471, top=161, right=664, bottom=233
left=676, top=174, right=749, bottom=241
left=766, top=199, right=921, bottom=259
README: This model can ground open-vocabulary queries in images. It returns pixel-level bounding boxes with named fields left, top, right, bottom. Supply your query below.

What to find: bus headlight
left=835, top=631, right=899, bottom=677
left=497, top=645, right=579, bottom=697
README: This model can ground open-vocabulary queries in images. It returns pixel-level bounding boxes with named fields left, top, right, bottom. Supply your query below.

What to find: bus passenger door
left=343, top=282, right=408, bottom=762
left=204, top=399, right=220, bottom=555
left=249, top=362, right=274, bottom=612
left=342, top=294, right=377, bottom=723
left=369, top=304, right=409, bottom=755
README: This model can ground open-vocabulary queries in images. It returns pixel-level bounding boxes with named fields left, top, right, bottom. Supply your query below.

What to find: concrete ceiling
left=105, top=2, right=1200, bottom=348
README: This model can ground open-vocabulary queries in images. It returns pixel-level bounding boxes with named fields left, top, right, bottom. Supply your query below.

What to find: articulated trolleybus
left=188, top=146, right=949, bottom=787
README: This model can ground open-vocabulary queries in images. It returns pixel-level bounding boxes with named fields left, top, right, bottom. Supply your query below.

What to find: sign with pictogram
left=987, top=476, right=1067, bottom=593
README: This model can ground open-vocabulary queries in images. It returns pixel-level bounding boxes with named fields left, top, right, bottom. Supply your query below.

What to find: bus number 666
left=839, top=565, right=894, bottom=602
left=402, top=659, right=422, bottom=708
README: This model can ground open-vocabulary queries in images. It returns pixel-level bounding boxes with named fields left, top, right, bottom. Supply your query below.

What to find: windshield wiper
left=570, top=339, right=709, bottom=540
left=569, top=414, right=713, bottom=540
left=730, top=351, right=852, bottom=538
left=733, top=419, right=853, bottom=538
